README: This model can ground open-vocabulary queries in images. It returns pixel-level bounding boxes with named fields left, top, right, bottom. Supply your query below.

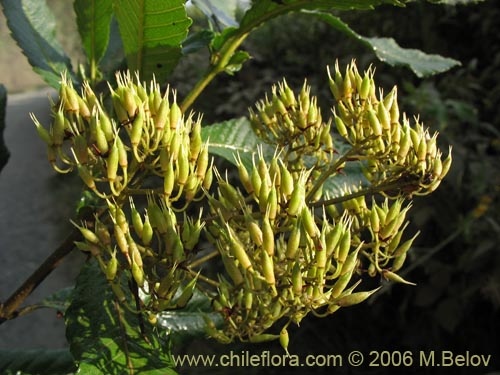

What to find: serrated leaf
left=112, top=0, right=192, bottom=82
left=0, top=0, right=73, bottom=88
left=201, top=117, right=272, bottom=170
left=65, top=259, right=177, bottom=375
left=0, top=84, right=9, bottom=174
left=0, top=349, right=76, bottom=375
left=74, top=0, right=113, bottom=66
left=309, top=11, right=461, bottom=77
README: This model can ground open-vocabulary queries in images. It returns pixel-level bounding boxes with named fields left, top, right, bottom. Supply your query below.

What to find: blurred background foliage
left=1, top=0, right=498, bottom=373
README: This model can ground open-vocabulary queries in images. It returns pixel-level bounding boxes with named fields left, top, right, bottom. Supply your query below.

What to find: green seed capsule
left=359, top=74, right=371, bottom=100
left=262, top=215, right=275, bottom=256
left=287, top=182, right=305, bottom=217
left=390, top=96, right=400, bottom=123
left=190, top=120, right=202, bottom=161
left=226, top=225, right=253, bottom=271
left=154, top=98, right=169, bottom=131
left=115, top=136, right=128, bottom=168
left=33, top=116, right=52, bottom=145
left=129, top=200, right=143, bottom=238
left=236, top=155, right=253, bottom=194
left=112, top=93, right=129, bottom=123
left=170, top=101, right=182, bottom=130
left=114, top=224, right=129, bottom=259
left=77, top=165, right=96, bottom=189
left=141, top=215, right=153, bottom=245
left=177, top=144, right=190, bottom=186
left=336, top=287, right=380, bottom=307
left=246, top=216, right=263, bottom=247
left=261, top=248, right=276, bottom=288
left=286, top=224, right=301, bottom=260
left=250, top=165, right=262, bottom=197
left=196, top=143, right=209, bottom=180
left=370, top=208, right=380, bottom=234
left=391, top=252, right=407, bottom=272
left=63, top=84, right=80, bottom=112
left=176, top=277, right=197, bottom=308
left=340, top=246, right=360, bottom=276
left=325, top=223, right=343, bottom=258
left=105, top=252, right=118, bottom=281
left=163, top=161, right=175, bottom=198
left=280, top=327, right=290, bottom=354
left=131, top=261, right=144, bottom=287
left=280, top=163, right=293, bottom=199
left=368, top=109, right=382, bottom=136
left=336, top=230, right=351, bottom=264
left=122, top=89, right=137, bottom=118
left=52, top=109, right=65, bottom=147
left=330, top=269, right=353, bottom=299
left=106, top=142, right=119, bottom=182
left=292, top=262, right=303, bottom=296
left=130, top=105, right=144, bottom=147
left=266, top=185, right=278, bottom=221
left=221, top=253, right=244, bottom=286
left=301, top=207, right=319, bottom=240
left=73, top=222, right=100, bottom=244
left=383, top=270, right=416, bottom=285
left=334, top=115, right=348, bottom=138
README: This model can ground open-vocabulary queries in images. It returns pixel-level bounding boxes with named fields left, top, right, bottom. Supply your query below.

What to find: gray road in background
left=0, top=89, right=85, bottom=349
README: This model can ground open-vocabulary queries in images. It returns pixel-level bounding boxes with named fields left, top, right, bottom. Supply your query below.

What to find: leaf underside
left=0, top=0, right=73, bottom=88
left=112, top=0, right=192, bottom=82
left=65, top=259, right=176, bottom=375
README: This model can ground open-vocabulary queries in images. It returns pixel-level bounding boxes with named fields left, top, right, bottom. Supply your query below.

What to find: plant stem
left=181, top=33, right=249, bottom=112
left=0, top=228, right=81, bottom=323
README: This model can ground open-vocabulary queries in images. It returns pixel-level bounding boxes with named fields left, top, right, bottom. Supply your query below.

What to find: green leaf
left=112, top=0, right=192, bottom=82
left=74, top=0, right=114, bottom=65
left=309, top=11, right=461, bottom=77
left=157, top=289, right=221, bottom=345
left=37, top=287, right=74, bottom=313
left=0, top=0, right=73, bottom=88
left=65, top=259, right=177, bottom=375
left=0, top=85, right=9, bottom=174
left=182, top=29, right=215, bottom=55
left=201, top=117, right=272, bottom=170
left=224, top=50, right=251, bottom=74
left=0, top=349, right=76, bottom=375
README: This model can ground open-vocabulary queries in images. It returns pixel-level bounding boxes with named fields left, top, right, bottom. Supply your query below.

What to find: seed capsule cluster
left=32, top=61, right=452, bottom=352
left=32, top=72, right=212, bottom=310
left=329, top=61, right=451, bottom=196
left=249, top=80, right=334, bottom=170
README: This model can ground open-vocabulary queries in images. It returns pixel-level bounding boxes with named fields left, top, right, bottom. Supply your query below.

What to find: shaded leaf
left=112, top=0, right=192, bottom=82
left=201, top=117, right=272, bottom=170
left=0, top=85, right=9, bottom=174
left=157, top=289, right=221, bottom=345
left=309, top=11, right=461, bottom=77
left=100, top=17, right=126, bottom=79
left=74, top=0, right=113, bottom=66
left=65, top=259, right=177, bottom=375
left=37, top=287, right=74, bottom=313
left=427, top=0, right=486, bottom=4
left=224, top=50, right=251, bottom=74
left=0, top=349, right=76, bottom=375
left=0, top=0, right=73, bottom=88
left=182, top=29, right=215, bottom=55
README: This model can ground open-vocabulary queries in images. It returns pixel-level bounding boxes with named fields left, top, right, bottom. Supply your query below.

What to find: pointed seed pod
left=131, top=261, right=144, bottom=287
left=105, top=251, right=118, bottom=281
left=280, top=327, right=290, bottom=354
left=107, top=141, right=119, bottom=182
left=262, top=215, right=275, bottom=256
left=286, top=224, right=301, bottom=260
left=383, top=270, right=416, bottom=285
left=141, top=214, right=153, bottom=246
left=130, top=105, right=144, bottom=147
left=176, top=277, right=197, bottom=308
left=336, top=287, right=381, bottom=307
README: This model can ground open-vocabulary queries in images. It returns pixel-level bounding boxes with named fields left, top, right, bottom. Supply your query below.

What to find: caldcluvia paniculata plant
left=31, top=60, right=451, bottom=352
